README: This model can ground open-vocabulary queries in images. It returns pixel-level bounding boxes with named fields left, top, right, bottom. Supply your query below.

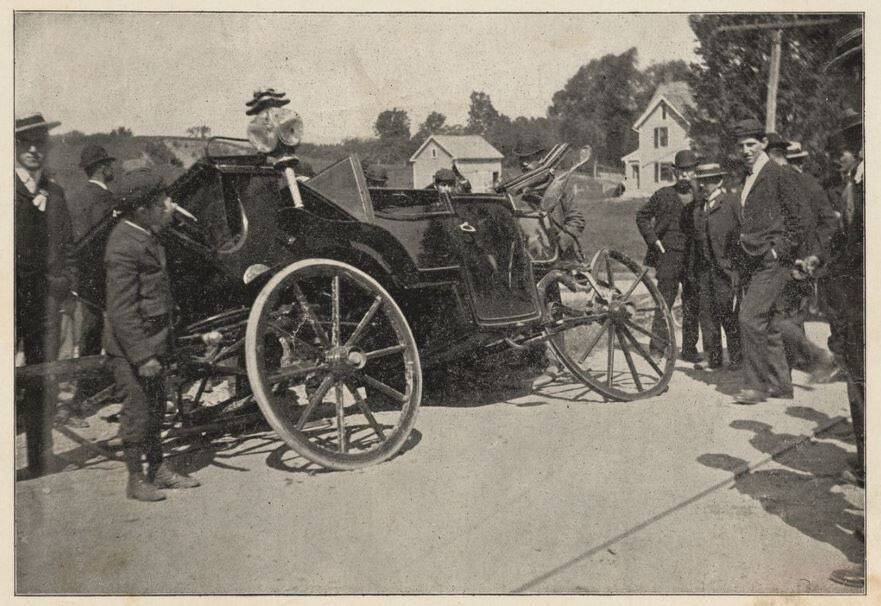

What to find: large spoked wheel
left=245, top=259, right=421, bottom=470
left=544, top=248, right=676, bottom=401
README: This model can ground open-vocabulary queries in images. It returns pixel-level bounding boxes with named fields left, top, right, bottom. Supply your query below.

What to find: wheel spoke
left=357, top=373, right=406, bottom=403
left=624, top=318, right=668, bottom=346
left=606, top=322, right=615, bottom=388
left=335, top=382, right=346, bottom=453
left=578, top=318, right=611, bottom=365
left=619, top=325, right=664, bottom=377
left=617, top=329, right=644, bottom=391
left=295, top=374, right=334, bottom=431
left=344, top=296, right=383, bottom=348
left=364, top=344, right=407, bottom=361
left=344, top=380, right=387, bottom=442
left=290, top=281, right=330, bottom=347
left=620, top=267, right=648, bottom=301
left=267, top=363, right=328, bottom=384
left=331, top=274, right=341, bottom=347
left=605, top=253, right=615, bottom=290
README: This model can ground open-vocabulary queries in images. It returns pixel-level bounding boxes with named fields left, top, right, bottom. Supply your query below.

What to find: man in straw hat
left=104, top=167, right=200, bottom=501
left=728, top=118, right=815, bottom=405
left=691, top=162, right=741, bottom=370
left=15, top=113, right=77, bottom=475
left=635, top=148, right=703, bottom=363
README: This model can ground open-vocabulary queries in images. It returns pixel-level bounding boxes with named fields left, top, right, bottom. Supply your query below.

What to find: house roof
left=632, top=81, right=695, bottom=131
left=409, top=135, right=504, bottom=163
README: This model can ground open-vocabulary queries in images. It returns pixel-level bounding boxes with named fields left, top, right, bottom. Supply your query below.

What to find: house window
left=655, top=162, right=674, bottom=183
left=492, top=171, right=500, bottom=187
left=430, top=148, right=437, bottom=159
left=654, top=127, right=668, bottom=148
left=661, top=104, right=667, bottom=120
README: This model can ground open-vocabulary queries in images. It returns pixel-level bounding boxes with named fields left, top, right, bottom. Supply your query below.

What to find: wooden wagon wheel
left=544, top=248, right=676, bottom=401
left=245, top=259, right=421, bottom=470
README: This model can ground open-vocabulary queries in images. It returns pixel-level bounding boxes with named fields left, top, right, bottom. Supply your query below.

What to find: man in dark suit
left=66, top=144, right=119, bottom=422
left=15, top=114, right=77, bottom=475
left=104, top=167, right=200, bottom=501
left=766, top=139, right=840, bottom=382
left=692, top=163, right=742, bottom=370
left=729, top=119, right=816, bottom=405
left=636, top=149, right=702, bottom=362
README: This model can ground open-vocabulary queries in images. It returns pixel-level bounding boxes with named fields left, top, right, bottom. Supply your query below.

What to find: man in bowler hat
left=65, top=144, right=121, bottom=422
left=635, top=149, right=702, bottom=362
left=729, top=118, right=815, bottom=405
left=692, top=163, right=741, bottom=370
left=104, top=167, right=200, bottom=501
left=14, top=114, right=77, bottom=475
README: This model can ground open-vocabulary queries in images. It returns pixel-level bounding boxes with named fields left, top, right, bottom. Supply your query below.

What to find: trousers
left=738, top=255, right=791, bottom=394
left=652, top=274, right=700, bottom=354
left=111, top=357, right=165, bottom=456
left=696, top=265, right=741, bottom=367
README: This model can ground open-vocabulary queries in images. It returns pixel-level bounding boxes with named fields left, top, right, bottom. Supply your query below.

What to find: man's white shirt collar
left=15, top=167, right=42, bottom=194
left=124, top=220, right=152, bottom=235
left=88, top=179, right=109, bottom=191
left=740, top=151, right=769, bottom=206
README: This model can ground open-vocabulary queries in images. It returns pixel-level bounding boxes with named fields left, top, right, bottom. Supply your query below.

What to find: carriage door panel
left=449, top=197, right=540, bottom=323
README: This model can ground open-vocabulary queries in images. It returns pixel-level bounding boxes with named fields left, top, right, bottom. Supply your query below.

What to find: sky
left=15, top=12, right=699, bottom=144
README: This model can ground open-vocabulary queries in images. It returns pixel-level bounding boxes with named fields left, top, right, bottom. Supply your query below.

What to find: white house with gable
left=409, top=135, right=504, bottom=192
left=621, top=81, right=694, bottom=197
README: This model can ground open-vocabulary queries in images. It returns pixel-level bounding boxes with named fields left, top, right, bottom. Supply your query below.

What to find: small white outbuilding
left=409, top=135, right=504, bottom=192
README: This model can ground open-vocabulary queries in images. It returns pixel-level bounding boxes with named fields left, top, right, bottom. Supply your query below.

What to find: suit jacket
left=790, top=168, right=839, bottom=263
left=103, top=220, right=174, bottom=366
left=693, top=186, right=741, bottom=283
left=14, top=172, right=77, bottom=303
left=636, top=184, right=696, bottom=276
left=70, top=182, right=119, bottom=304
left=738, top=160, right=815, bottom=262
left=522, top=172, right=586, bottom=259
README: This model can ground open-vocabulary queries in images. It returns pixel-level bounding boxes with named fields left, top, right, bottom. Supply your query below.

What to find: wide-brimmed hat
left=784, top=141, right=809, bottom=160
left=434, top=168, right=457, bottom=183
left=15, top=114, right=61, bottom=138
left=765, top=133, right=788, bottom=151
left=825, top=27, right=862, bottom=72
left=79, top=144, right=116, bottom=169
left=695, top=163, right=727, bottom=180
left=673, top=149, right=699, bottom=170
left=731, top=118, right=766, bottom=140
left=245, top=88, right=291, bottom=116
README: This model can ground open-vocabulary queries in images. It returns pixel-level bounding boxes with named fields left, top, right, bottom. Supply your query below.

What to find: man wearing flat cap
left=692, top=163, right=741, bottom=370
left=729, top=118, right=816, bottom=405
left=14, top=114, right=77, bottom=475
left=635, top=148, right=702, bottom=363
left=65, top=144, right=120, bottom=422
left=104, top=168, right=199, bottom=501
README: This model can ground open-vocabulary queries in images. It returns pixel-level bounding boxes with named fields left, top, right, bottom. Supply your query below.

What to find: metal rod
left=714, top=18, right=838, bottom=34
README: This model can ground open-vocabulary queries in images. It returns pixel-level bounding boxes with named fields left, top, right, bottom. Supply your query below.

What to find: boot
left=151, top=463, right=200, bottom=489
left=124, top=443, right=166, bottom=502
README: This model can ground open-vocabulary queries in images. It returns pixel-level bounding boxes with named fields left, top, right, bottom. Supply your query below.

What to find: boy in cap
left=104, top=167, right=200, bottom=501
left=14, top=113, right=77, bottom=474
left=635, top=149, right=702, bottom=362
left=692, top=163, right=741, bottom=369
left=729, top=118, right=816, bottom=405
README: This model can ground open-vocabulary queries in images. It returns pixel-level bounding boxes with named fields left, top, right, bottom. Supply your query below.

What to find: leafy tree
left=547, top=48, right=643, bottom=166
left=374, top=108, right=411, bottom=141
left=110, top=126, right=133, bottom=137
left=688, top=14, right=850, bottom=165
left=187, top=125, right=212, bottom=139
left=467, top=91, right=501, bottom=136
left=418, top=111, right=447, bottom=136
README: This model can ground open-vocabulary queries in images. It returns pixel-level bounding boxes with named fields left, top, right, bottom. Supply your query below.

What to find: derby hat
left=695, top=163, right=727, bottom=180
left=79, top=144, right=116, bottom=170
left=673, top=149, right=699, bottom=170
left=765, top=133, right=788, bottom=151
left=784, top=141, right=809, bottom=160
left=15, top=114, right=60, bottom=140
left=731, top=118, right=766, bottom=140
left=117, top=167, right=166, bottom=209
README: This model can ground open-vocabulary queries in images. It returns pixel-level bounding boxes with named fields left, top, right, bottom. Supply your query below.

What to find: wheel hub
left=325, top=346, right=366, bottom=375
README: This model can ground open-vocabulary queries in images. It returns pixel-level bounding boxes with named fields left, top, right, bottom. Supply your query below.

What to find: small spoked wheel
left=544, top=248, right=676, bottom=401
left=245, top=259, right=421, bottom=470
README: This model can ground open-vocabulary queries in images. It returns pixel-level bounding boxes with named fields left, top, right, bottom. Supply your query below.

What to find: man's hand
left=654, top=240, right=667, bottom=254
left=558, top=232, right=577, bottom=253
left=138, top=358, right=162, bottom=378
left=791, top=255, right=820, bottom=281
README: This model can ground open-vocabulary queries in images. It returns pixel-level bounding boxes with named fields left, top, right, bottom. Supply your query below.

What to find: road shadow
left=787, top=405, right=855, bottom=444
left=697, top=452, right=864, bottom=565
left=681, top=365, right=815, bottom=399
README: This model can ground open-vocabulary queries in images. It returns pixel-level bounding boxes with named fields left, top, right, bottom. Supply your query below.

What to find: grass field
left=571, top=196, right=647, bottom=262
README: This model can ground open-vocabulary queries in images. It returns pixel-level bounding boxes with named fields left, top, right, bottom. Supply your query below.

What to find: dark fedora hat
left=79, top=144, right=116, bottom=169
left=434, top=168, right=457, bottom=183
left=765, top=132, right=788, bottom=151
left=117, top=167, right=166, bottom=209
left=15, top=113, right=61, bottom=137
left=695, top=162, right=727, bottom=180
left=673, top=149, right=699, bottom=170
left=731, top=118, right=766, bottom=140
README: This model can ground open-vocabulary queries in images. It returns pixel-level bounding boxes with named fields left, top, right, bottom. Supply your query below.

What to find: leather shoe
left=126, top=473, right=166, bottom=502
left=531, top=365, right=560, bottom=389
left=152, top=464, right=200, bottom=489
left=767, top=389, right=794, bottom=400
left=732, top=389, right=766, bottom=405
left=679, top=350, right=704, bottom=364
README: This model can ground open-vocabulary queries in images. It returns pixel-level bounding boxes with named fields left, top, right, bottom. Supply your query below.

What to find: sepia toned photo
left=12, top=8, right=867, bottom=597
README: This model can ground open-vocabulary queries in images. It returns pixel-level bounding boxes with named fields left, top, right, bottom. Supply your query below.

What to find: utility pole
left=715, top=17, right=839, bottom=133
